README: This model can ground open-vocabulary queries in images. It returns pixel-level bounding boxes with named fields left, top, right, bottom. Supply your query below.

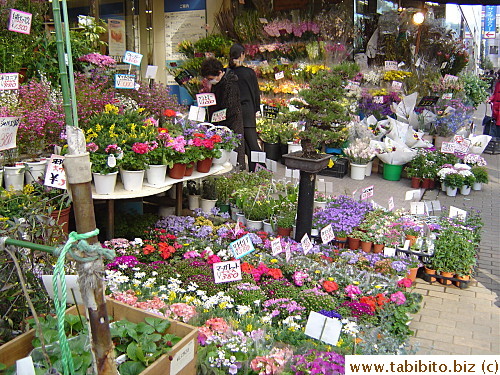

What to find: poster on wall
left=108, top=19, right=126, bottom=57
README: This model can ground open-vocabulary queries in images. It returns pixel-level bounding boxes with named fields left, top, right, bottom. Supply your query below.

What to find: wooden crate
left=0, top=298, right=198, bottom=375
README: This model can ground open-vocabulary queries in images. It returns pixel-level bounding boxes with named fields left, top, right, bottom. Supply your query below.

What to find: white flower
left=236, top=305, right=251, bottom=316
left=132, top=238, right=143, bottom=246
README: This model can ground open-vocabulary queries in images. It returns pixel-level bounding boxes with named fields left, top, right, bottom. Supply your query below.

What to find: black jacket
left=232, top=66, right=260, bottom=128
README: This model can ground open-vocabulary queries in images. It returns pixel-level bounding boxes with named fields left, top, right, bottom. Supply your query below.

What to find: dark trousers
left=483, top=116, right=499, bottom=138
left=244, top=127, right=261, bottom=172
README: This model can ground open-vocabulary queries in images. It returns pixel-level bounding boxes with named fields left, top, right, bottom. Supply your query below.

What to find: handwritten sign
left=271, top=238, right=283, bottom=256
left=8, top=9, right=32, bottom=34
left=170, top=340, right=195, bottom=375
left=304, top=311, right=342, bottom=346
left=418, top=96, right=439, bottom=107
left=320, top=224, right=335, bottom=244
left=196, top=93, right=217, bottom=107
left=373, top=96, right=384, bottom=104
left=442, top=93, right=453, bottom=100
left=213, top=260, right=242, bottom=283
left=301, top=233, right=313, bottom=255
left=0, top=117, right=20, bottom=151
left=444, top=74, right=459, bottom=83
left=229, top=234, right=255, bottom=259
left=188, top=106, right=206, bottom=122
left=263, top=105, right=279, bottom=119
left=384, top=60, right=398, bottom=71
left=392, top=81, right=403, bottom=91
left=0, top=73, right=19, bottom=90
left=174, top=70, right=193, bottom=86
left=123, top=51, right=143, bottom=66
left=449, top=206, right=467, bottom=220
left=345, top=81, right=360, bottom=90
left=211, top=108, right=227, bottom=123
left=361, top=185, right=374, bottom=200
left=44, top=154, right=67, bottom=189
left=114, top=74, right=135, bottom=89
left=275, top=71, right=285, bottom=80
left=454, top=139, right=471, bottom=154
left=440, top=142, right=456, bottom=154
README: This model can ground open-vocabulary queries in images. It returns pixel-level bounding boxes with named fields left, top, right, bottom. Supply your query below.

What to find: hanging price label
left=301, top=233, right=313, bottom=255
left=388, top=196, right=394, bottom=211
left=123, top=51, right=143, bottom=66
left=8, top=9, right=32, bottom=34
left=213, top=260, right=242, bottom=283
left=211, top=108, right=227, bottom=123
left=0, top=117, right=20, bottom=151
left=229, top=234, right=255, bottom=259
left=196, top=93, right=217, bottom=107
left=361, top=185, right=374, bottom=200
left=115, top=74, right=136, bottom=89
left=271, top=238, right=283, bottom=256
left=44, top=154, right=67, bottom=189
left=275, top=71, right=285, bottom=80
left=107, top=154, right=116, bottom=167
left=320, top=224, right=335, bottom=244
left=0, top=73, right=19, bottom=90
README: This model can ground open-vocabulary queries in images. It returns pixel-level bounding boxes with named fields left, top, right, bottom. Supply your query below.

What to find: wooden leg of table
left=107, top=200, right=115, bottom=240
left=175, top=182, right=183, bottom=216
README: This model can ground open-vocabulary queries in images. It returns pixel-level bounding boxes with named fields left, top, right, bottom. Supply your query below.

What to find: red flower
left=323, top=280, right=339, bottom=293
left=267, top=268, right=283, bottom=279
left=375, top=293, right=389, bottom=306
left=132, top=142, right=149, bottom=155
left=143, top=244, right=156, bottom=255
left=158, top=128, right=169, bottom=134
left=164, top=109, right=176, bottom=117
left=241, top=262, right=254, bottom=273
left=359, top=296, right=377, bottom=312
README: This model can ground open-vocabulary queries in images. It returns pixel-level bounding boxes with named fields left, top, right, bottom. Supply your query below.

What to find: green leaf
left=136, top=322, right=155, bottom=335
left=119, top=361, right=146, bottom=375
left=146, top=333, right=162, bottom=343
left=144, top=317, right=170, bottom=333
left=127, top=342, right=138, bottom=361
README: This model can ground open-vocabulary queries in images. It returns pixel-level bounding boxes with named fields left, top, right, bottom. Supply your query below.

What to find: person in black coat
left=229, top=43, right=262, bottom=172
left=200, top=58, right=246, bottom=169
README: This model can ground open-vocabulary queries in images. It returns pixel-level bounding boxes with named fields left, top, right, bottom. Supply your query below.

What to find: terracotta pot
left=348, top=237, right=360, bottom=250
left=424, top=266, right=437, bottom=282
left=411, top=177, right=422, bottom=188
left=197, top=158, right=213, bottom=173
left=168, top=163, right=186, bottom=179
left=277, top=227, right=292, bottom=237
left=50, top=206, right=71, bottom=235
left=184, top=163, right=194, bottom=176
left=372, top=243, right=385, bottom=254
left=421, top=178, right=431, bottom=189
left=406, top=267, right=419, bottom=282
left=405, top=234, right=417, bottom=247
left=439, top=271, right=454, bottom=285
left=335, top=237, right=347, bottom=249
left=453, top=274, right=470, bottom=287
left=360, top=240, right=372, bottom=253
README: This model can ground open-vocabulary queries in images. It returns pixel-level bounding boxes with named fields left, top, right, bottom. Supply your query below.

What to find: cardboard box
left=0, top=298, right=198, bottom=375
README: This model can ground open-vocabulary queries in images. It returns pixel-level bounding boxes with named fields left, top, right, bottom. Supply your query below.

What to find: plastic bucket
left=383, top=163, right=403, bottom=181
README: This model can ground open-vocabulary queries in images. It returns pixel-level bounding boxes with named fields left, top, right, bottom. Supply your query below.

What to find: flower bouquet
left=343, top=138, right=377, bottom=165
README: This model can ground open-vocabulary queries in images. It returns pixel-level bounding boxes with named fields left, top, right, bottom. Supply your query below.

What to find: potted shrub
left=461, top=172, right=476, bottom=196
left=471, top=166, right=488, bottom=191
left=443, top=172, right=464, bottom=197
left=214, top=176, right=233, bottom=212
left=200, top=177, right=217, bottom=213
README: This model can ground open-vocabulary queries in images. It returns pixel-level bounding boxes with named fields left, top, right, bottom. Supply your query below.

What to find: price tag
left=392, top=81, right=403, bottom=91
left=361, top=185, right=374, bottom=200
left=444, top=74, right=458, bottom=82
left=107, top=154, right=116, bottom=167
left=195, top=93, right=217, bottom=107
left=123, top=51, right=143, bottom=66
left=449, top=206, right=467, bottom=220
left=384, top=247, right=396, bottom=256
left=44, top=154, right=67, bottom=189
left=211, top=108, right=227, bottom=123
left=417, top=96, right=439, bottom=107
left=301, top=233, right=313, bottom=255
left=440, top=142, right=456, bottom=154
left=115, top=74, right=135, bottom=89
left=384, top=60, right=398, bottom=71
left=275, top=71, right=285, bottom=80
left=441, top=62, right=448, bottom=69
left=271, top=238, right=283, bottom=256
left=263, top=105, right=279, bottom=119
left=8, top=9, right=32, bottom=34
left=259, top=18, right=268, bottom=23
left=388, top=196, right=394, bottom=211
left=229, top=234, right=255, bottom=259
left=373, top=96, right=384, bottom=104
left=0, top=73, right=19, bottom=90
left=0, top=117, right=20, bottom=151
left=188, top=106, right=206, bottom=122
left=442, top=93, right=453, bottom=100
left=454, top=138, right=471, bottom=153
left=213, top=260, right=242, bottom=283
left=320, top=224, right=335, bottom=244
left=145, top=65, right=158, bottom=79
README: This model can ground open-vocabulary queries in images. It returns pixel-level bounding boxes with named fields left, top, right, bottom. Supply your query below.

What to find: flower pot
left=282, top=152, right=331, bottom=173
left=313, top=200, right=327, bottom=210
left=50, top=206, right=71, bottom=235
left=350, top=163, right=367, bottom=181
left=197, top=158, right=213, bottom=173
left=120, top=169, right=144, bottom=191
left=3, top=164, right=25, bottom=191
left=93, top=172, right=118, bottom=195
left=146, top=165, right=167, bottom=186
left=184, top=163, right=194, bottom=176
left=188, top=194, right=200, bottom=210
left=405, top=234, right=418, bottom=247
left=25, top=159, right=47, bottom=184
left=217, top=203, right=230, bottom=213
left=472, top=182, right=482, bottom=191
left=200, top=198, right=217, bottom=213
left=372, top=243, right=385, bottom=254
left=460, top=185, right=471, bottom=196
left=382, top=163, right=403, bottom=181
left=263, top=219, right=274, bottom=234
left=424, top=266, right=437, bottom=282
left=365, top=160, right=373, bottom=176
left=335, top=237, right=347, bottom=249
left=230, top=207, right=239, bottom=221
left=287, top=142, right=302, bottom=154
left=446, top=186, right=458, bottom=197
left=422, top=134, right=433, bottom=143
left=168, top=163, right=186, bottom=179
left=441, top=181, right=446, bottom=192
left=411, top=177, right=422, bottom=188
left=246, top=219, right=263, bottom=231
left=0, top=168, right=3, bottom=187
left=277, top=227, right=292, bottom=237
left=280, top=144, right=288, bottom=164
left=421, top=178, right=435, bottom=189
left=406, top=267, right=419, bottom=282
left=264, top=142, right=281, bottom=161
left=439, top=271, right=454, bottom=285
left=348, top=237, right=360, bottom=250
left=453, top=274, right=470, bottom=287
left=213, top=150, right=230, bottom=165
left=235, top=212, right=246, bottom=225
left=360, top=240, right=372, bottom=253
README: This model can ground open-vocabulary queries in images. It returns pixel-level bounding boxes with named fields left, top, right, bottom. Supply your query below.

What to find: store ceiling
left=428, top=0, right=499, bottom=4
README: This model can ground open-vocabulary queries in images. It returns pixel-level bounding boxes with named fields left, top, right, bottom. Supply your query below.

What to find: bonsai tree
left=288, top=63, right=359, bottom=158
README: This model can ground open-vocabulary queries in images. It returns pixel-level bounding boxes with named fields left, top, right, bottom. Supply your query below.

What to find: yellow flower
left=219, top=302, right=227, bottom=309
left=270, top=259, right=278, bottom=263
left=374, top=285, right=382, bottom=289
left=288, top=327, right=296, bottom=332
left=337, top=339, right=344, bottom=347
left=168, top=291, right=176, bottom=301
left=328, top=277, right=334, bottom=281
left=246, top=324, right=253, bottom=332
left=353, top=281, right=360, bottom=285
left=23, top=184, right=34, bottom=194
left=315, top=270, right=320, bottom=274
left=104, top=104, right=119, bottom=114
left=138, top=108, right=145, bottom=113
left=95, top=124, right=103, bottom=132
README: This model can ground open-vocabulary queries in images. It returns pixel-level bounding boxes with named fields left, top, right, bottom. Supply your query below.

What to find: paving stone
left=453, top=336, right=491, bottom=350
left=416, top=329, right=454, bottom=343
left=431, top=341, right=471, bottom=355
left=428, top=290, right=460, bottom=300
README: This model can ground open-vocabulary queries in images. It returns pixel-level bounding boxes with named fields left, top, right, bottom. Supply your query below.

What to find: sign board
left=392, top=81, right=403, bottom=91
left=0, top=117, right=20, bottom=151
left=174, top=70, right=194, bottom=86
left=0, top=73, right=19, bottom=90
left=8, top=9, right=32, bottom=34
left=188, top=106, right=206, bottom=122
left=213, top=260, right=242, bottom=283
left=384, top=61, right=398, bottom=71
left=229, top=234, right=255, bottom=259
left=44, top=154, right=67, bottom=189
left=145, top=65, right=158, bottom=79
left=418, top=96, right=439, bottom=107
left=271, top=238, right=283, bottom=256
left=441, top=93, right=453, bottom=100
left=320, top=224, right=335, bottom=244
left=274, top=71, right=285, bottom=80
left=123, top=51, right=143, bottom=66
left=304, top=311, right=342, bottom=346
left=195, top=93, right=217, bottom=107
left=373, top=96, right=384, bottom=104
left=440, top=142, right=456, bottom=154
left=115, top=74, right=135, bottom=89
left=263, top=105, right=279, bottom=119
left=449, top=206, right=467, bottom=220
left=108, top=19, right=126, bottom=56
left=444, top=74, right=459, bottom=83
left=484, top=6, right=496, bottom=39
left=361, top=185, right=374, bottom=200
left=301, top=233, right=313, bottom=255
left=211, top=108, right=227, bottom=123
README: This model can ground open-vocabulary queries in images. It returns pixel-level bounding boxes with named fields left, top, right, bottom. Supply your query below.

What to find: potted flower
left=211, top=127, right=241, bottom=165
left=188, top=132, right=222, bottom=173
left=30, top=181, right=72, bottom=235
left=119, top=143, right=150, bottom=192
left=144, top=140, right=168, bottom=186
left=470, top=166, right=488, bottom=191
left=343, top=138, right=377, bottom=181
left=200, top=177, right=218, bottom=213
left=214, top=176, right=233, bottom=212
left=257, top=118, right=281, bottom=161
left=443, top=172, right=464, bottom=197
left=88, top=142, right=121, bottom=195
left=461, top=171, right=476, bottom=196
left=242, top=196, right=270, bottom=231
left=276, top=205, right=297, bottom=237
left=313, top=191, right=330, bottom=210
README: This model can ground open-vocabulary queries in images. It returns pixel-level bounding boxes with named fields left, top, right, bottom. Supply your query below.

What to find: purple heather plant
left=290, top=349, right=345, bottom=375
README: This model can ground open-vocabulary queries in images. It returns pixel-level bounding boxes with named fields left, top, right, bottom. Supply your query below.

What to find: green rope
left=52, top=229, right=99, bottom=375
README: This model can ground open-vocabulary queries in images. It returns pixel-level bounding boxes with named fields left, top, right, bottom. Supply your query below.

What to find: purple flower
left=345, top=285, right=362, bottom=298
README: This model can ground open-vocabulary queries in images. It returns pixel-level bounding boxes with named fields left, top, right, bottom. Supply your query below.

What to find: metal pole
left=294, top=171, right=315, bottom=242
left=4, top=238, right=55, bottom=254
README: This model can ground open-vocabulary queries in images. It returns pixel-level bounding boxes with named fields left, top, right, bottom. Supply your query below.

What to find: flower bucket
left=197, top=158, right=213, bottom=173
left=411, top=177, right=422, bottom=188
left=235, top=212, right=246, bottom=225
left=25, top=159, right=47, bottom=184
left=93, top=172, right=118, bottom=195
left=365, top=160, right=373, bottom=176
left=146, top=165, right=167, bottom=186
left=460, top=185, right=471, bottom=196
left=200, top=198, right=217, bottom=213
left=277, top=227, right=292, bottom=237
left=263, top=220, right=274, bottom=234
left=382, top=163, right=403, bottom=181
left=120, top=169, right=144, bottom=191
left=350, top=163, right=367, bottom=180
left=246, top=219, right=263, bottom=231
left=169, top=163, right=186, bottom=179
left=472, top=182, right=482, bottom=191
left=264, top=142, right=281, bottom=161
left=3, top=164, right=24, bottom=191
left=213, top=150, right=230, bottom=165
left=446, top=186, right=457, bottom=197
left=313, top=200, right=327, bottom=210
left=188, top=194, right=200, bottom=210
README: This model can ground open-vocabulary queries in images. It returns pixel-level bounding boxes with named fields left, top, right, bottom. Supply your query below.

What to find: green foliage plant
left=471, top=166, right=488, bottom=184
left=443, top=172, right=464, bottom=189
left=460, top=73, right=490, bottom=108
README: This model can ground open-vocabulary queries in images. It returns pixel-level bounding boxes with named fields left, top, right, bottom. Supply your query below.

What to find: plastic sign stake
left=301, top=233, right=313, bottom=255
left=229, top=234, right=255, bottom=259
left=8, top=9, right=32, bottom=34
left=213, top=260, right=242, bottom=283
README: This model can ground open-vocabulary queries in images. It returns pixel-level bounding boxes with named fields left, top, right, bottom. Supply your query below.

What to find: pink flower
left=390, top=291, right=407, bottom=305
left=183, top=250, right=201, bottom=259
left=86, top=142, right=99, bottom=152
left=170, top=303, right=197, bottom=322
left=205, top=318, right=229, bottom=334
left=132, top=142, right=149, bottom=154
left=105, top=144, right=120, bottom=153
left=250, top=356, right=279, bottom=375
left=345, top=285, right=362, bottom=299
left=207, top=254, right=221, bottom=264
left=397, top=278, right=413, bottom=288
left=144, top=117, right=158, bottom=127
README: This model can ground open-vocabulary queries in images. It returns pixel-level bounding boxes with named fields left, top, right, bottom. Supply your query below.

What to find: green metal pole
left=3, top=238, right=55, bottom=254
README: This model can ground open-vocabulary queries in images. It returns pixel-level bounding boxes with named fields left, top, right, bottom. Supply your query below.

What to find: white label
left=384, top=247, right=396, bottom=256
left=107, top=154, right=116, bottom=167
left=115, top=74, right=135, bottom=89
left=170, top=340, right=194, bottom=375
left=275, top=71, right=285, bottom=80
left=44, top=154, right=67, bottom=189
left=0, top=117, right=20, bottom=151
left=8, top=9, right=32, bottom=34
left=405, top=189, right=421, bottom=201
left=301, top=233, right=313, bottom=254
left=16, top=356, right=36, bottom=375
left=188, top=106, right=206, bottom=122
left=384, top=60, right=398, bottom=71
left=230, top=151, right=238, bottom=166
left=320, top=224, right=335, bottom=244
left=234, top=220, right=241, bottom=234
left=213, top=260, right=242, bottom=283
left=211, top=108, right=227, bottom=123
left=123, top=50, right=143, bottom=66
left=196, top=93, right=217, bottom=107
left=444, top=74, right=458, bottom=82
left=373, top=96, right=384, bottom=104
left=454, top=139, right=471, bottom=153
left=258, top=151, right=266, bottom=163
left=345, top=81, right=360, bottom=90
left=361, top=185, right=374, bottom=200
left=449, top=206, right=467, bottom=220
left=145, top=65, right=158, bottom=79
left=285, top=243, right=291, bottom=262
left=259, top=18, right=268, bottom=23
left=440, top=142, right=456, bottom=154
left=402, top=239, right=410, bottom=250
left=441, top=62, right=448, bottom=69
left=388, top=196, right=394, bottom=211
left=410, top=202, right=426, bottom=215
left=304, top=311, right=342, bottom=346
left=271, top=238, right=283, bottom=256
left=229, top=234, right=255, bottom=259
left=392, top=81, right=403, bottom=90
left=250, top=151, right=259, bottom=162
left=292, top=169, right=300, bottom=179
left=442, top=93, right=453, bottom=100
left=0, top=73, right=19, bottom=90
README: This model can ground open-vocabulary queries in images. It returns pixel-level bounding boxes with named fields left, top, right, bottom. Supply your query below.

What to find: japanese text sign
left=384, top=61, right=398, bottom=71
left=0, top=117, right=20, bottom=151
left=44, top=154, right=67, bottom=189
left=301, top=233, right=313, bottom=255
left=196, top=93, right=217, bottom=107
left=213, top=260, right=242, bottom=283
left=8, top=9, right=32, bottom=34
left=114, top=74, right=135, bottom=89
left=211, top=108, right=227, bottom=123
left=229, top=234, right=255, bottom=259
left=320, top=224, right=335, bottom=244
left=0, top=73, right=19, bottom=90
left=271, top=238, right=283, bottom=256
left=361, top=185, right=374, bottom=200
left=123, top=51, right=143, bottom=66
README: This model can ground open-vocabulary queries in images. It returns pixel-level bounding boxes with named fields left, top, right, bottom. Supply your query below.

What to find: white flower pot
left=3, top=165, right=25, bottom=191
left=441, top=181, right=446, bottom=192
left=230, top=206, right=239, bottom=221
left=93, top=171, right=118, bottom=195
left=25, top=159, right=47, bottom=184
left=472, top=182, right=482, bottom=191
left=446, top=186, right=458, bottom=197
left=235, top=212, right=246, bottom=225
left=200, top=198, right=217, bottom=213
left=120, top=169, right=144, bottom=191
left=188, top=194, right=200, bottom=210
left=350, top=163, right=367, bottom=181
left=287, top=142, right=302, bottom=153
left=460, top=185, right=471, bottom=196
left=313, top=200, right=327, bottom=210
left=0, top=168, right=3, bottom=187
left=146, top=165, right=167, bottom=186
left=246, top=219, right=263, bottom=231
left=365, top=160, right=373, bottom=176
left=263, top=219, right=274, bottom=234
left=213, top=150, right=230, bottom=165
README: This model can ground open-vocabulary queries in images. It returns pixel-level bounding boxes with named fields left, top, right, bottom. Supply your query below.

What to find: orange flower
left=158, top=127, right=169, bottom=133
left=241, top=262, right=254, bottom=273
left=164, top=109, right=176, bottom=117
left=143, top=244, right=156, bottom=255
left=267, top=268, right=283, bottom=279
left=359, top=296, right=377, bottom=312
left=322, top=280, right=339, bottom=293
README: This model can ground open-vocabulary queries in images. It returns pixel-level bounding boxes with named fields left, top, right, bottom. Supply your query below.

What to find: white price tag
left=271, top=238, right=283, bottom=256
left=454, top=138, right=471, bottom=153
left=188, top=106, right=206, bottom=122
left=259, top=18, right=268, bottom=23
left=8, top=9, right=32, bottom=34
left=211, top=108, right=227, bottom=123
left=0, top=73, right=19, bottom=90
left=388, top=196, right=394, bottom=211
left=384, top=247, right=396, bottom=256
left=229, top=234, right=255, bottom=259
left=392, top=81, right=403, bottom=91
left=384, top=60, right=398, bottom=70
left=107, top=154, right=116, bottom=167
left=449, top=206, right=467, bottom=220
left=115, top=74, right=135, bottom=89
left=320, top=224, right=335, bottom=244
left=442, top=93, right=453, bottom=100
left=195, top=93, right=217, bottom=107
left=275, top=71, right=285, bottom=80
left=44, top=154, right=67, bottom=189
left=145, top=65, right=158, bottom=79
left=361, top=185, right=374, bottom=200
left=373, top=96, right=384, bottom=104
left=285, top=243, right=291, bottom=262
left=123, top=51, right=143, bottom=66
left=440, top=142, right=456, bottom=154
left=0, top=117, right=20, bottom=151
left=213, top=260, right=242, bottom=283
left=444, top=74, right=458, bottom=82
left=301, top=233, right=313, bottom=255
